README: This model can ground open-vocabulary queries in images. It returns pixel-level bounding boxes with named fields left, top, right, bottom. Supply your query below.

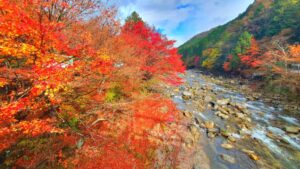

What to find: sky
left=116, top=0, right=254, bottom=47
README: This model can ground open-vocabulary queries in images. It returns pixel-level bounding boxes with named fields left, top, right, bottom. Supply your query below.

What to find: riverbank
left=165, top=70, right=300, bottom=169
left=196, top=69, right=300, bottom=114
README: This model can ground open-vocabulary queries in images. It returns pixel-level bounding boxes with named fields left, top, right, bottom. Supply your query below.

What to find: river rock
left=182, top=91, right=193, bottom=100
left=207, top=132, right=215, bottom=138
left=189, top=125, right=200, bottom=140
left=182, top=111, right=193, bottom=118
left=184, top=137, right=194, bottom=149
left=204, top=95, right=213, bottom=102
left=217, top=98, right=230, bottom=105
left=207, top=102, right=215, bottom=109
left=221, top=143, right=234, bottom=150
left=204, top=121, right=215, bottom=129
left=241, top=149, right=255, bottom=154
left=173, top=88, right=180, bottom=93
left=208, top=127, right=219, bottom=134
left=220, top=154, right=236, bottom=164
left=236, top=112, right=245, bottom=119
left=246, top=96, right=255, bottom=101
left=248, top=153, right=259, bottom=161
left=253, top=93, right=262, bottom=99
left=245, top=117, right=252, bottom=123
left=221, top=130, right=231, bottom=137
left=241, top=149, right=259, bottom=161
left=215, top=111, right=229, bottom=119
left=227, top=136, right=236, bottom=142
left=284, top=126, right=300, bottom=134
left=217, top=106, right=230, bottom=115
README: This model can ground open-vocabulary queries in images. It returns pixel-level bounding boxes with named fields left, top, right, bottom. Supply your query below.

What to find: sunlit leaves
left=0, top=2, right=185, bottom=168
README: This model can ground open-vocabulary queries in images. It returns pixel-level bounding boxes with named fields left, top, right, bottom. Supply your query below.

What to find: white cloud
left=115, top=0, right=254, bottom=46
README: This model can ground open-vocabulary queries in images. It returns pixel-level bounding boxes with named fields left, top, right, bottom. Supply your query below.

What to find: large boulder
left=284, top=126, right=300, bottom=134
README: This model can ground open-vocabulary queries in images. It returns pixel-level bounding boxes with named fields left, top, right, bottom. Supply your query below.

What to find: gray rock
left=220, top=154, right=236, bottom=164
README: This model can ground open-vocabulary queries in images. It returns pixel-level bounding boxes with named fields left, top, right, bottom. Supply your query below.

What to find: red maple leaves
left=0, top=1, right=185, bottom=168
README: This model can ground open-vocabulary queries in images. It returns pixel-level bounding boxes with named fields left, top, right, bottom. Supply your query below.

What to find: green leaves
left=125, top=11, right=143, bottom=24
left=201, top=48, right=221, bottom=69
left=105, top=87, right=122, bottom=102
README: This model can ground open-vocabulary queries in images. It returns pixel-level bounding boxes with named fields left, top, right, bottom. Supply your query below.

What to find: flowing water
left=171, top=70, right=300, bottom=169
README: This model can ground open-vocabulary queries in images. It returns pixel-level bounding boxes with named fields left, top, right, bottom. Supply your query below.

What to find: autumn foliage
left=0, top=0, right=185, bottom=168
left=260, top=43, right=300, bottom=96
left=223, top=37, right=263, bottom=73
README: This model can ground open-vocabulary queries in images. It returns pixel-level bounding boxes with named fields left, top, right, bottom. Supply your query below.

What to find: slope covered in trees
left=0, top=1, right=185, bottom=168
left=179, top=0, right=300, bottom=69
left=179, top=0, right=300, bottom=98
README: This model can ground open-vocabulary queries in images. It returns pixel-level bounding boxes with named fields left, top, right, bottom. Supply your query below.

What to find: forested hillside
left=179, top=0, right=300, bottom=69
left=179, top=0, right=300, bottom=98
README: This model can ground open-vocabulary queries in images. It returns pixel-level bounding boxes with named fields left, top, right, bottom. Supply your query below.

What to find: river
left=168, top=70, right=300, bottom=169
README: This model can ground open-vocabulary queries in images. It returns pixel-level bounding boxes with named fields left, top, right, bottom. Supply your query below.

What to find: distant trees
left=239, top=38, right=262, bottom=69
left=223, top=31, right=261, bottom=72
left=261, top=42, right=300, bottom=97
left=202, top=48, right=221, bottom=69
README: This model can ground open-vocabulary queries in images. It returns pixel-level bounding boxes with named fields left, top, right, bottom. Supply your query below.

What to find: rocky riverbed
left=165, top=70, right=300, bottom=169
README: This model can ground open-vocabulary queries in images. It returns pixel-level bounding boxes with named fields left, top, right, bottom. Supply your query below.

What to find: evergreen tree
left=125, top=11, right=143, bottom=23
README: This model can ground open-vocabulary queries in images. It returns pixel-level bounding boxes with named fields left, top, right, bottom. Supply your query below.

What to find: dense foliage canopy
left=0, top=1, right=185, bottom=168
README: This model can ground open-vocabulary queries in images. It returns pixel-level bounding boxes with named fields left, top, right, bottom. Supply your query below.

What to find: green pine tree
left=125, top=11, right=143, bottom=23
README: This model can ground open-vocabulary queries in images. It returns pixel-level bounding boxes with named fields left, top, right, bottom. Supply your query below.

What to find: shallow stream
left=172, top=70, right=300, bottom=169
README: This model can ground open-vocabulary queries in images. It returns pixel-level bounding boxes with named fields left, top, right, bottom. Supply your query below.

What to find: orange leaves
left=289, top=44, right=300, bottom=61
left=130, top=95, right=178, bottom=134
left=0, top=2, right=184, bottom=168
left=0, top=98, right=30, bottom=127
left=0, top=119, right=63, bottom=151
left=0, top=77, right=8, bottom=87
left=73, top=95, right=180, bottom=169
left=238, top=38, right=262, bottom=69
left=223, top=61, right=231, bottom=72
left=290, top=45, right=300, bottom=55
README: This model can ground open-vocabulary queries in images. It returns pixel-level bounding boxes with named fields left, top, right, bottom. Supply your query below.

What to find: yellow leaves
left=100, top=54, right=111, bottom=61
left=0, top=38, right=38, bottom=59
left=202, top=48, right=221, bottom=69
left=97, top=49, right=111, bottom=61
left=0, top=78, right=8, bottom=87
left=44, top=84, right=67, bottom=99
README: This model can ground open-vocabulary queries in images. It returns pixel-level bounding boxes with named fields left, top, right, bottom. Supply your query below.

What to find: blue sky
left=116, top=0, right=254, bottom=46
